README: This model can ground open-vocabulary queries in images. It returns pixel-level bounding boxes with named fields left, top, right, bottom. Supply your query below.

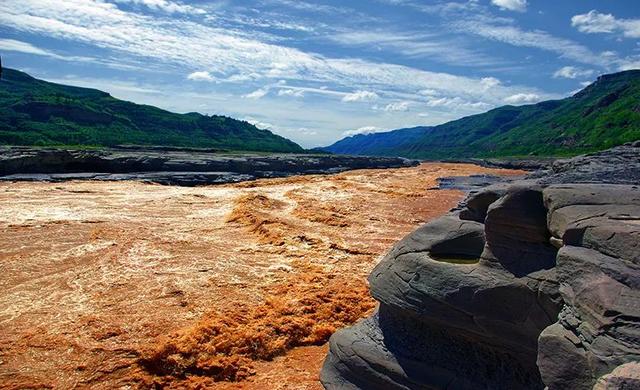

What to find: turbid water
left=0, top=163, right=523, bottom=389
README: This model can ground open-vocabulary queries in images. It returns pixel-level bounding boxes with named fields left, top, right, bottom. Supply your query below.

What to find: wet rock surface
left=0, top=146, right=417, bottom=186
left=321, top=143, right=640, bottom=390
left=435, top=174, right=520, bottom=191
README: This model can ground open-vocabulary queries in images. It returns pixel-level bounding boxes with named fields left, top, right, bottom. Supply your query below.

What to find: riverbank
left=0, top=146, right=416, bottom=186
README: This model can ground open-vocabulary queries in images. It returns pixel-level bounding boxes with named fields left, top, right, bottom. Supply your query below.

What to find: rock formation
left=321, top=142, right=640, bottom=389
left=0, top=146, right=417, bottom=186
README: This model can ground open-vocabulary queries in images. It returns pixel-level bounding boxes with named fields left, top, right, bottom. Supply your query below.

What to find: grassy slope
left=324, top=70, right=640, bottom=159
left=0, top=68, right=304, bottom=153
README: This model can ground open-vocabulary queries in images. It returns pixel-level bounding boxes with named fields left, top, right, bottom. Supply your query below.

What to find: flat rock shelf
left=0, top=146, right=418, bottom=186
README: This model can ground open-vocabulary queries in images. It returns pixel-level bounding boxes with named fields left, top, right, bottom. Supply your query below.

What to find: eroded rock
left=538, top=246, right=640, bottom=389
left=481, top=183, right=557, bottom=277
left=458, top=182, right=510, bottom=223
left=322, top=143, right=640, bottom=390
left=0, top=146, right=418, bottom=186
left=593, top=362, right=640, bottom=390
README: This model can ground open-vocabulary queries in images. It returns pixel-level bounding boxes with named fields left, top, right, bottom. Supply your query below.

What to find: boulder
left=537, top=246, right=640, bottom=389
left=458, top=183, right=509, bottom=223
left=322, top=307, right=545, bottom=390
left=543, top=184, right=640, bottom=263
left=324, top=207, right=562, bottom=389
left=593, top=362, right=640, bottom=390
left=321, top=143, right=640, bottom=390
left=480, top=183, right=557, bottom=277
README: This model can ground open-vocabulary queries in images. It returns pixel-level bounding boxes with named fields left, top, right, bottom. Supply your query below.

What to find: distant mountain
left=320, top=126, right=430, bottom=156
left=0, top=68, right=303, bottom=153
left=323, top=70, right=640, bottom=159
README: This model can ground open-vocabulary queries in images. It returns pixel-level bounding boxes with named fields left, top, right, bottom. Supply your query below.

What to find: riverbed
left=0, top=163, right=523, bottom=389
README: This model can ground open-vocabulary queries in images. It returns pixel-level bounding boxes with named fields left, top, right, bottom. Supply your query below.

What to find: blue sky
left=1, top=0, right=639, bottom=147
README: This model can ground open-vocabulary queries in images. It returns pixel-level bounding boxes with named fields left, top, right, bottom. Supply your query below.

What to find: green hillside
left=0, top=68, right=303, bottom=153
left=323, top=69, right=640, bottom=159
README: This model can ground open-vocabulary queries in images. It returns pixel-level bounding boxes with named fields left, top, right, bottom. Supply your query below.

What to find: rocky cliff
left=321, top=142, right=640, bottom=389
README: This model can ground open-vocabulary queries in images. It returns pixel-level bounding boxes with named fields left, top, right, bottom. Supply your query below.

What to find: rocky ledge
left=321, top=142, right=640, bottom=390
left=0, top=146, right=417, bottom=186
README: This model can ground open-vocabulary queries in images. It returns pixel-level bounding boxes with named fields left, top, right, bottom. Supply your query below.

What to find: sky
left=0, top=0, right=639, bottom=148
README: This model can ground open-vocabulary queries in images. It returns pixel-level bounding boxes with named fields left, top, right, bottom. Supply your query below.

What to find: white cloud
left=552, top=66, right=594, bottom=79
left=114, top=0, right=205, bottom=15
left=277, top=88, right=305, bottom=97
left=292, top=127, right=317, bottom=136
left=491, top=0, right=527, bottom=13
left=418, top=89, right=439, bottom=96
left=377, top=0, right=484, bottom=16
left=480, top=76, right=501, bottom=89
left=245, top=118, right=275, bottom=130
left=187, top=71, right=214, bottom=81
left=572, top=11, right=617, bottom=34
left=0, top=38, right=58, bottom=57
left=0, top=0, right=555, bottom=108
left=454, top=18, right=615, bottom=68
left=425, top=97, right=456, bottom=107
left=383, top=101, right=411, bottom=112
left=403, top=4, right=639, bottom=72
left=261, top=0, right=353, bottom=15
left=222, top=13, right=316, bottom=33
left=619, top=60, right=640, bottom=71
left=328, top=30, right=501, bottom=67
left=343, top=126, right=381, bottom=137
left=0, top=38, right=144, bottom=70
left=342, top=90, right=379, bottom=102
left=504, top=93, right=540, bottom=104
left=572, top=10, right=640, bottom=38
left=424, top=96, right=489, bottom=110
left=273, top=85, right=344, bottom=98
left=244, top=87, right=269, bottom=99
left=226, top=73, right=259, bottom=82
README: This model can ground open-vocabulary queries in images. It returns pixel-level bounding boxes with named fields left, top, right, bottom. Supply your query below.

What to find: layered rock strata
left=322, top=143, right=640, bottom=389
left=0, top=146, right=417, bottom=186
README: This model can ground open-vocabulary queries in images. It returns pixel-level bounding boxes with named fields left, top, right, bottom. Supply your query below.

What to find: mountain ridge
left=0, top=68, right=304, bottom=153
left=322, top=69, right=640, bottom=159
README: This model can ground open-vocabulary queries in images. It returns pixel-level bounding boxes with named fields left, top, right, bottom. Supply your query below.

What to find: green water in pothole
left=429, top=253, right=480, bottom=265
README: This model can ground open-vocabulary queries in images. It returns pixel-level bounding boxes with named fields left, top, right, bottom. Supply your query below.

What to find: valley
left=2, top=1, right=639, bottom=388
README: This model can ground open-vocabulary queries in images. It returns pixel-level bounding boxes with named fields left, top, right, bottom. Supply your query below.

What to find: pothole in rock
left=429, top=252, right=480, bottom=265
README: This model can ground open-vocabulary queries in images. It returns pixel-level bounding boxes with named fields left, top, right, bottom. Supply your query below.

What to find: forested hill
left=323, top=69, right=640, bottom=159
left=0, top=68, right=304, bottom=153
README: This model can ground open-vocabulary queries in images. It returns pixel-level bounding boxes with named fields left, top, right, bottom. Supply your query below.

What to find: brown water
left=0, top=163, right=523, bottom=389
